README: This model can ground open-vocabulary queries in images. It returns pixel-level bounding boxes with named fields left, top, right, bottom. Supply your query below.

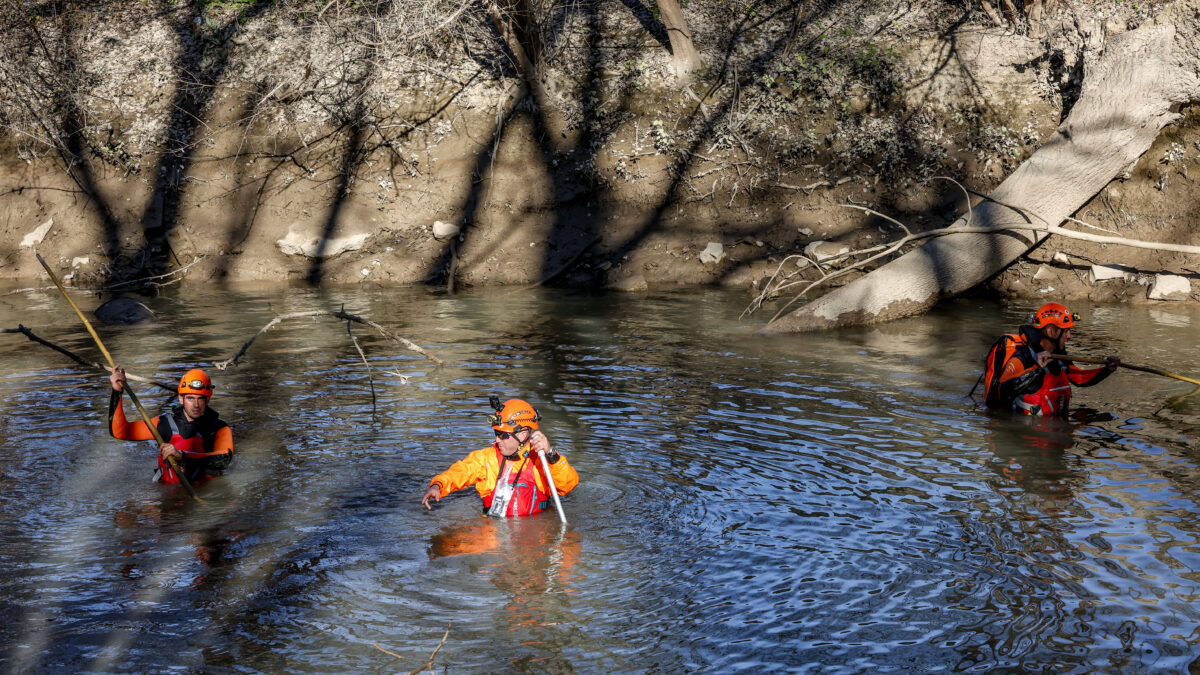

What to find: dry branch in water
left=213, top=309, right=443, bottom=370
left=343, top=309, right=377, bottom=417
left=374, top=622, right=452, bottom=674
left=2, top=325, right=175, bottom=392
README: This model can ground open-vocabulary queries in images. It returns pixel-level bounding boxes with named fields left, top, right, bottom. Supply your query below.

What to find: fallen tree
left=765, top=0, right=1200, bottom=333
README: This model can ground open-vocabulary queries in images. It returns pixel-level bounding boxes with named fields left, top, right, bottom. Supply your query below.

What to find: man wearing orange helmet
left=982, top=302, right=1120, bottom=416
left=421, top=398, right=578, bottom=517
left=108, top=366, right=234, bottom=484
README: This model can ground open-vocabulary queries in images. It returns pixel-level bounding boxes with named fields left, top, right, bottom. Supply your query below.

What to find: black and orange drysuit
left=983, top=324, right=1113, bottom=416
left=108, top=393, right=234, bottom=484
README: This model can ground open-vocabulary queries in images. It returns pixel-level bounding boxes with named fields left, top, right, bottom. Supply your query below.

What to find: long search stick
left=527, top=443, right=567, bottom=525
left=35, top=254, right=200, bottom=501
left=1051, top=354, right=1200, bottom=387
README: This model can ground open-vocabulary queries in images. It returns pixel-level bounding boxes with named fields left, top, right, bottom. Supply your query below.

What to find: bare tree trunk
left=657, top=0, right=702, bottom=81
left=1027, top=0, right=1044, bottom=37
left=488, top=0, right=551, bottom=112
left=979, top=0, right=1005, bottom=26
left=766, top=2, right=1200, bottom=333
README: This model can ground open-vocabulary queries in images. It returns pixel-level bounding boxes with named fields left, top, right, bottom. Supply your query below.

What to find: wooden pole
left=35, top=253, right=200, bottom=501
left=1051, top=353, right=1200, bottom=387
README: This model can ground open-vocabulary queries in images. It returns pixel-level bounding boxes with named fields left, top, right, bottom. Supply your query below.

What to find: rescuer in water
left=421, top=398, right=578, bottom=517
left=982, top=302, right=1120, bottom=416
left=109, top=366, right=233, bottom=484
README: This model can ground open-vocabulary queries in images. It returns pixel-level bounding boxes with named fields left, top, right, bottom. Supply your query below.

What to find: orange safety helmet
left=178, top=368, right=214, bottom=397
left=1032, top=302, right=1079, bottom=330
left=488, top=398, right=540, bottom=433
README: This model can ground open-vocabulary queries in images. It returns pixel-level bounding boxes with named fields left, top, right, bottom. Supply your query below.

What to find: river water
left=1, top=284, right=1199, bottom=673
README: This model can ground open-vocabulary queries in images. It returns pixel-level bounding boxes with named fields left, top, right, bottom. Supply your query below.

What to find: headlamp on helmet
left=178, top=368, right=214, bottom=397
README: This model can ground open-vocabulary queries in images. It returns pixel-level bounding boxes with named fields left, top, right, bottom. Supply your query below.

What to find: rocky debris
left=432, top=221, right=461, bottom=241
left=20, top=220, right=53, bottom=248
left=1033, top=265, right=1055, bottom=281
left=94, top=297, right=157, bottom=325
left=1089, top=264, right=1133, bottom=283
left=277, top=229, right=370, bottom=258
left=72, top=256, right=90, bottom=268
left=699, top=242, right=725, bottom=265
left=804, top=240, right=850, bottom=262
left=1148, top=274, right=1192, bottom=300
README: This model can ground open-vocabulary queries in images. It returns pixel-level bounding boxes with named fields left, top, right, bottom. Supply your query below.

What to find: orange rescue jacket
left=430, top=444, right=579, bottom=515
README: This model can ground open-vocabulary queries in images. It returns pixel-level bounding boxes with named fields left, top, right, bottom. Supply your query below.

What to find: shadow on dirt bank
left=3, top=0, right=1197, bottom=308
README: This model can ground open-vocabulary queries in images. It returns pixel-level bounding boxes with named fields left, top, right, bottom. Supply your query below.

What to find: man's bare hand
left=421, top=484, right=442, bottom=510
left=110, top=366, right=126, bottom=392
left=159, top=443, right=182, bottom=462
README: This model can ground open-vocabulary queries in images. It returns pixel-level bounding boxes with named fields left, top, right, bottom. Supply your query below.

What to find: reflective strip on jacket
left=430, top=444, right=579, bottom=516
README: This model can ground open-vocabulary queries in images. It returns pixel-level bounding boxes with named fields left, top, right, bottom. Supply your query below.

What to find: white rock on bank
left=432, top=220, right=460, bottom=240
left=72, top=256, right=90, bottom=268
left=277, top=229, right=370, bottom=258
left=20, top=219, right=53, bottom=248
left=1148, top=274, right=1192, bottom=301
left=1052, top=252, right=1071, bottom=265
left=804, top=240, right=850, bottom=262
left=1089, top=264, right=1131, bottom=283
left=1033, top=265, right=1055, bottom=281
left=699, top=242, right=725, bottom=265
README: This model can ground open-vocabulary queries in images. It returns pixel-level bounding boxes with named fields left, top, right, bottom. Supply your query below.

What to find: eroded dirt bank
left=1, top=0, right=1198, bottom=316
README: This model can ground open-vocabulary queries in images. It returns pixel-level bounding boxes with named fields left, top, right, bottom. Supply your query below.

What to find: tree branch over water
left=213, top=309, right=443, bottom=370
left=1, top=325, right=175, bottom=392
left=747, top=197, right=1200, bottom=321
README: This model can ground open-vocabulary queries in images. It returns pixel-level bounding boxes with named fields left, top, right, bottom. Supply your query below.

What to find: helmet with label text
left=1032, top=302, right=1079, bottom=330
left=487, top=397, right=540, bottom=433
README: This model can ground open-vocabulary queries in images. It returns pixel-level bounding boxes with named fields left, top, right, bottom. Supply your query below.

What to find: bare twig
left=214, top=308, right=442, bottom=370
left=344, top=307, right=377, bottom=417
left=374, top=622, right=452, bottom=675
left=331, top=309, right=444, bottom=366
left=2, top=325, right=175, bottom=392
left=213, top=310, right=325, bottom=370
left=748, top=195, right=1200, bottom=321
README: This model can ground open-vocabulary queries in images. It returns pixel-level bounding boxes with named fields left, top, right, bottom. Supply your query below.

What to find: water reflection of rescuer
left=981, top=302, right=1120, bottom=416
left=108, top=366, right=234, bottom=484
left=422, top=398, right=578, bottom=517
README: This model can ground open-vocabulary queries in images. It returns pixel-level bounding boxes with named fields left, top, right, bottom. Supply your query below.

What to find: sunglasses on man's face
left=495, top=429, right=529, bottom=440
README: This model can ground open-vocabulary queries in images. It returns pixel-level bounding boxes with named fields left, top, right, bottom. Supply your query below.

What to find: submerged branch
left=213, top=308, right=443, bottom=371
left=344, top=307, right=378, bottom=417
left=2, top=325, right=175, bottom=392
left=374, top=622, right=452, bottom=675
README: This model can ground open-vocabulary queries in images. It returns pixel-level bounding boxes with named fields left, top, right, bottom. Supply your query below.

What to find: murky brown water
left=2, top=284, right=1200, bottom=672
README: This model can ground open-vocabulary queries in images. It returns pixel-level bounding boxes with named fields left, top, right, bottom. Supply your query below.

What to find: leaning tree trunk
left=766, top=0, right=1200, bottom=333
left=657, top=0, right=703, bottom=81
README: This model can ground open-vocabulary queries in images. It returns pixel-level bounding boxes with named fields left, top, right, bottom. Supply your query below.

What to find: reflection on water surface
left=1, top=286, right=1199, bottom=672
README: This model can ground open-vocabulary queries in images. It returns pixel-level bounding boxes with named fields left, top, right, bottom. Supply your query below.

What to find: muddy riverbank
left=1, top=0, right=1198, bottom=316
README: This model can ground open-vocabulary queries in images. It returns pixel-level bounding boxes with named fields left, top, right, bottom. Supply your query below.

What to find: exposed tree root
left=748, top=198, right=1200, bottom=321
